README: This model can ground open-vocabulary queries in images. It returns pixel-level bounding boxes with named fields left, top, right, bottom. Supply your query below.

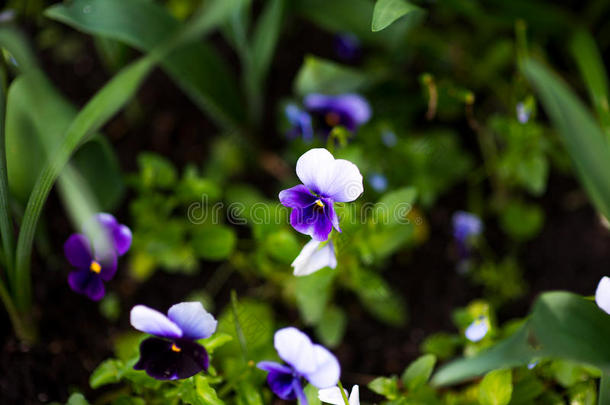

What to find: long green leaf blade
left=0, top=68, right=14, bottom=274
left=522, top=59, right=610, bottom=220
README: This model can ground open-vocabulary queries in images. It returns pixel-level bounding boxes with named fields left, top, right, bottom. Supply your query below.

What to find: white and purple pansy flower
left=257, top=327, right=340, bottom=403
left=64, top=213, right=132, bottom=301
left=304, top=93, right=371, bottom=134
left=292, top=239, right=337, bottom=277
left=285, top=103, right=314, bottom=141
left=279, top=148, right=364, bottom=241
left=130, top=302, right=217, bottom=380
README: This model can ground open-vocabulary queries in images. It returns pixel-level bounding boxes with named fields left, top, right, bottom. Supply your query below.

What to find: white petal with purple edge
left=296, top=148, right=363, bottom=203
left=292, top=239, right=337, bottom=277
left=274, top=327, right=316, bottom=374
left=305, top=344, right=341, bottom=388
left=596, top=276, right=610, bottom=314
left=167, top=302, right=217, bottom=340
left=130, top=305, right=183, bottom=339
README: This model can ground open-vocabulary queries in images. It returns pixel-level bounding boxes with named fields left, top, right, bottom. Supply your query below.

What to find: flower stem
left=337, top=381, right=350, bottom=405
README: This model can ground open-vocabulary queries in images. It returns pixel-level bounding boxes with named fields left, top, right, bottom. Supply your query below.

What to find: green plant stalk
left=0, top=66, right=15, bottom=276
left=337, top=381, right=350, bottom=405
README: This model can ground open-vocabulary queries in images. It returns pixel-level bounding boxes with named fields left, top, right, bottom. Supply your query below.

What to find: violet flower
left=292, top=239, right=337, bottom=276
left=465, top=316, right=488, bottom=342
left=279, top=148, right=363, bottom=241
left=334, top=32, right=360, bottom=61
left=516, top=102, right=530, bottom=124
left=258, top=327, right=340, bottom=403
left=304, top=94, right=371, bottom=134
left=64, top=213, right=132, bottom=301
left=285, top=103, right=314, bottom=141
left=452, top=211, right=483, bottom=261
left=130, top=302, right=217, bottom=380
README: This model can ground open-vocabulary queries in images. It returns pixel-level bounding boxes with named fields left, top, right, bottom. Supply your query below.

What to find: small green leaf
left=191, top=225, right=236, bottom=261
left=66, top=393, right=90, bottom=405
left=295, top=267, right=335, bottom=325
left=499, top=201, right=543, bottom=241
left=478, top=369, right=513, bottom=405
left=374, top=186, right=417, bottom=226
left=402, top=354, right=437, bottom=391
left=368, top=376, right=400, bottom=400
left=371, top=0, right=421, bottom=32
left=89, top=359, right=124, bottom=389
left=315, top=306, right=347, bottom=348
left=295, top=55, right=368, bottom=96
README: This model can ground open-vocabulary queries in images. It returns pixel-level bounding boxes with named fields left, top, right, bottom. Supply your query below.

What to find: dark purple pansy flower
left=279, top=148, right=363, bottom=241
left=334, top=32, right=361, bottom=61
left=258, top=327, right=340, bottom=404
left=64, top=213, right=131, bottom=301
left=304, top=93, right=371, bottom=134
left=452, top=211, right=483, bottom=262
left=130, top=302, right=218, bottom=380
left=285, top=103, right=314, bottom=141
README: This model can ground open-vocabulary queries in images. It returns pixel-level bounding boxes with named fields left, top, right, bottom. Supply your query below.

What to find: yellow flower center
left=325, top=112, right=341, bottom=127
left=315, top=199, right=324, bottom=208
left=171, top=343, right=182, bottom=352
left=89, top=261, right=102, bottom=274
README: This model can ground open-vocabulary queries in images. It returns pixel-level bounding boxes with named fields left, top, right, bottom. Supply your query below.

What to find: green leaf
left=136, top=152, right=177, bottom=189
left=402, top=354, right=437, bottom=391
left=478, top=369, right=513, bottom=405
left=498, top=201, right=543, bottom=241
left=0, top=27, right=38, bottom=71
left=352, top=268, right=407, bottom=326
left=191, top=225, right=236, bottom=261
left=374, top=186, right=417, bottom=226
left=45, top=0, right=244, bottom=128
left=368, top=376, right=400, bottom=400
left=295, top=267, right=336, bottom=325
left=89, top=359, right=124, bottom=388
left=251, top=0, right=284, bottom=82
left=264, top=229, right=301, bottom=264
left=522, top=59, right=610, bottom=220
left=570, top=30, right=610, bottom=137
left=315, top=306, right=347, bottom=348
left=371, top=0, right=422, bottom=32
left=66, top=393, right=90, bottom=405
left=295, top=55, right=368, bottom=96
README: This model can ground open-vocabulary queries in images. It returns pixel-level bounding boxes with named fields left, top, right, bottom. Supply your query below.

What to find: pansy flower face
left=130, top=302, right=218, bottom=380
left=64, top=213, right=131, bottom=301
left=258, top=327, right=340, bottom=403
left=279, top=148, right=363, bottom=241
left=304, top=94, right=371, bottom=134
left=285, top=103, right=314, bottom=141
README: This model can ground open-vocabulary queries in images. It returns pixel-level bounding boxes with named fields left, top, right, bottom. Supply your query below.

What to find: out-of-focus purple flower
left=279, top=148, right=363, bottom=241
left=381, top=130, right=397, bottom=147
left=465, top=316, right=488, bottom=342
left=369, top=173, right=388, bottom=192
left=285, top=103, right=314, bottom=141
left=516, top=102, right=530, bottom=124
left=452, top=211, right=483, bottom=261
left=596, top=276, right=610, bottom=314
left=292, top=239, right=337, bottom=276
left=130, top=302, right=217, bottom=380
left=334, top=32, right=360, bottom=61
left=64, top=213, right=131, bottom=300
left=304, top=94, right=371, bottom=134
left=527, top=360, right=538, bottom=370
left=258, top=327, right=340, bottom=403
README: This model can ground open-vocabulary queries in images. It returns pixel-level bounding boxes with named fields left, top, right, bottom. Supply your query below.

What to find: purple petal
left=274, top=327, right=316, bottom=374
left=304, top=94, right=371, bottom=130
left=96, top=248, right=117, bottom=282
left=167, top=302, right=217, bottom=340
left=85, top=213, right=132, bottom=256
left=134, top=337, right=208, bottom=380
left=295, top=148, right=363, bottom=202
left=290, top=205, right=333, bottom=242
left=304, top=344, right=341, bottom=389
left=113, top=224, right=132, bottom=256
left=279, top=185, right=317, bottom=208
left=130, top=305, right=183, bottom=339
left=267, top=369, right=299, bottom=400
left=257, top=361, right=293, bottom=374
left=325, top=201, right=341, bottom=233
left=293, top=379, right=308, bottom=405
left=68, top=269, right=105, bottom=301
left=64, top=234, right=93, bottom=268
left=334, top=32, right=360, bottom=61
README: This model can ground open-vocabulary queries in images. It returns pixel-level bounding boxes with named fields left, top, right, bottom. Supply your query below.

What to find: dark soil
left=3, top=8, right=610, bottom=405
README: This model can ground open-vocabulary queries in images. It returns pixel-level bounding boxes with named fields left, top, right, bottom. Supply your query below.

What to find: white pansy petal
left=130, top=305, right=182, bottom=339
left=274, top=327, right=316, bottom=374
left=168, top=301, right=217, bottom=340
left=596, top=276, right=610, bottom=314
left=349, top=385, right=360, bottom=405
left=325, top=159, right=363, bottom=202
left=305, top=344, right=340, bottom=388
left=296, top=148, right=336, bottom=194
left=292, top=240, right=337, bottom=276
left=318, top=386, right=347, bottom=405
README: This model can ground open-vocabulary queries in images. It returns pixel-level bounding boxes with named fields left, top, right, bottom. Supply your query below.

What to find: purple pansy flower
left=130, top=302, right=218, bottom=380
left=279, top=148, right=363, bottom=241
left=334, top=32, right=361, bottom=61
left=285, top=103, right=314, bottom=141
left=452, top=211, right=483, bottom=261
left=465, top=316, right=488, bottom=342
left=304, top=93, right=371, bottom=134
left=258, top=327, right=340, bottom=403
left=64, top=213, right=132, bottom=300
